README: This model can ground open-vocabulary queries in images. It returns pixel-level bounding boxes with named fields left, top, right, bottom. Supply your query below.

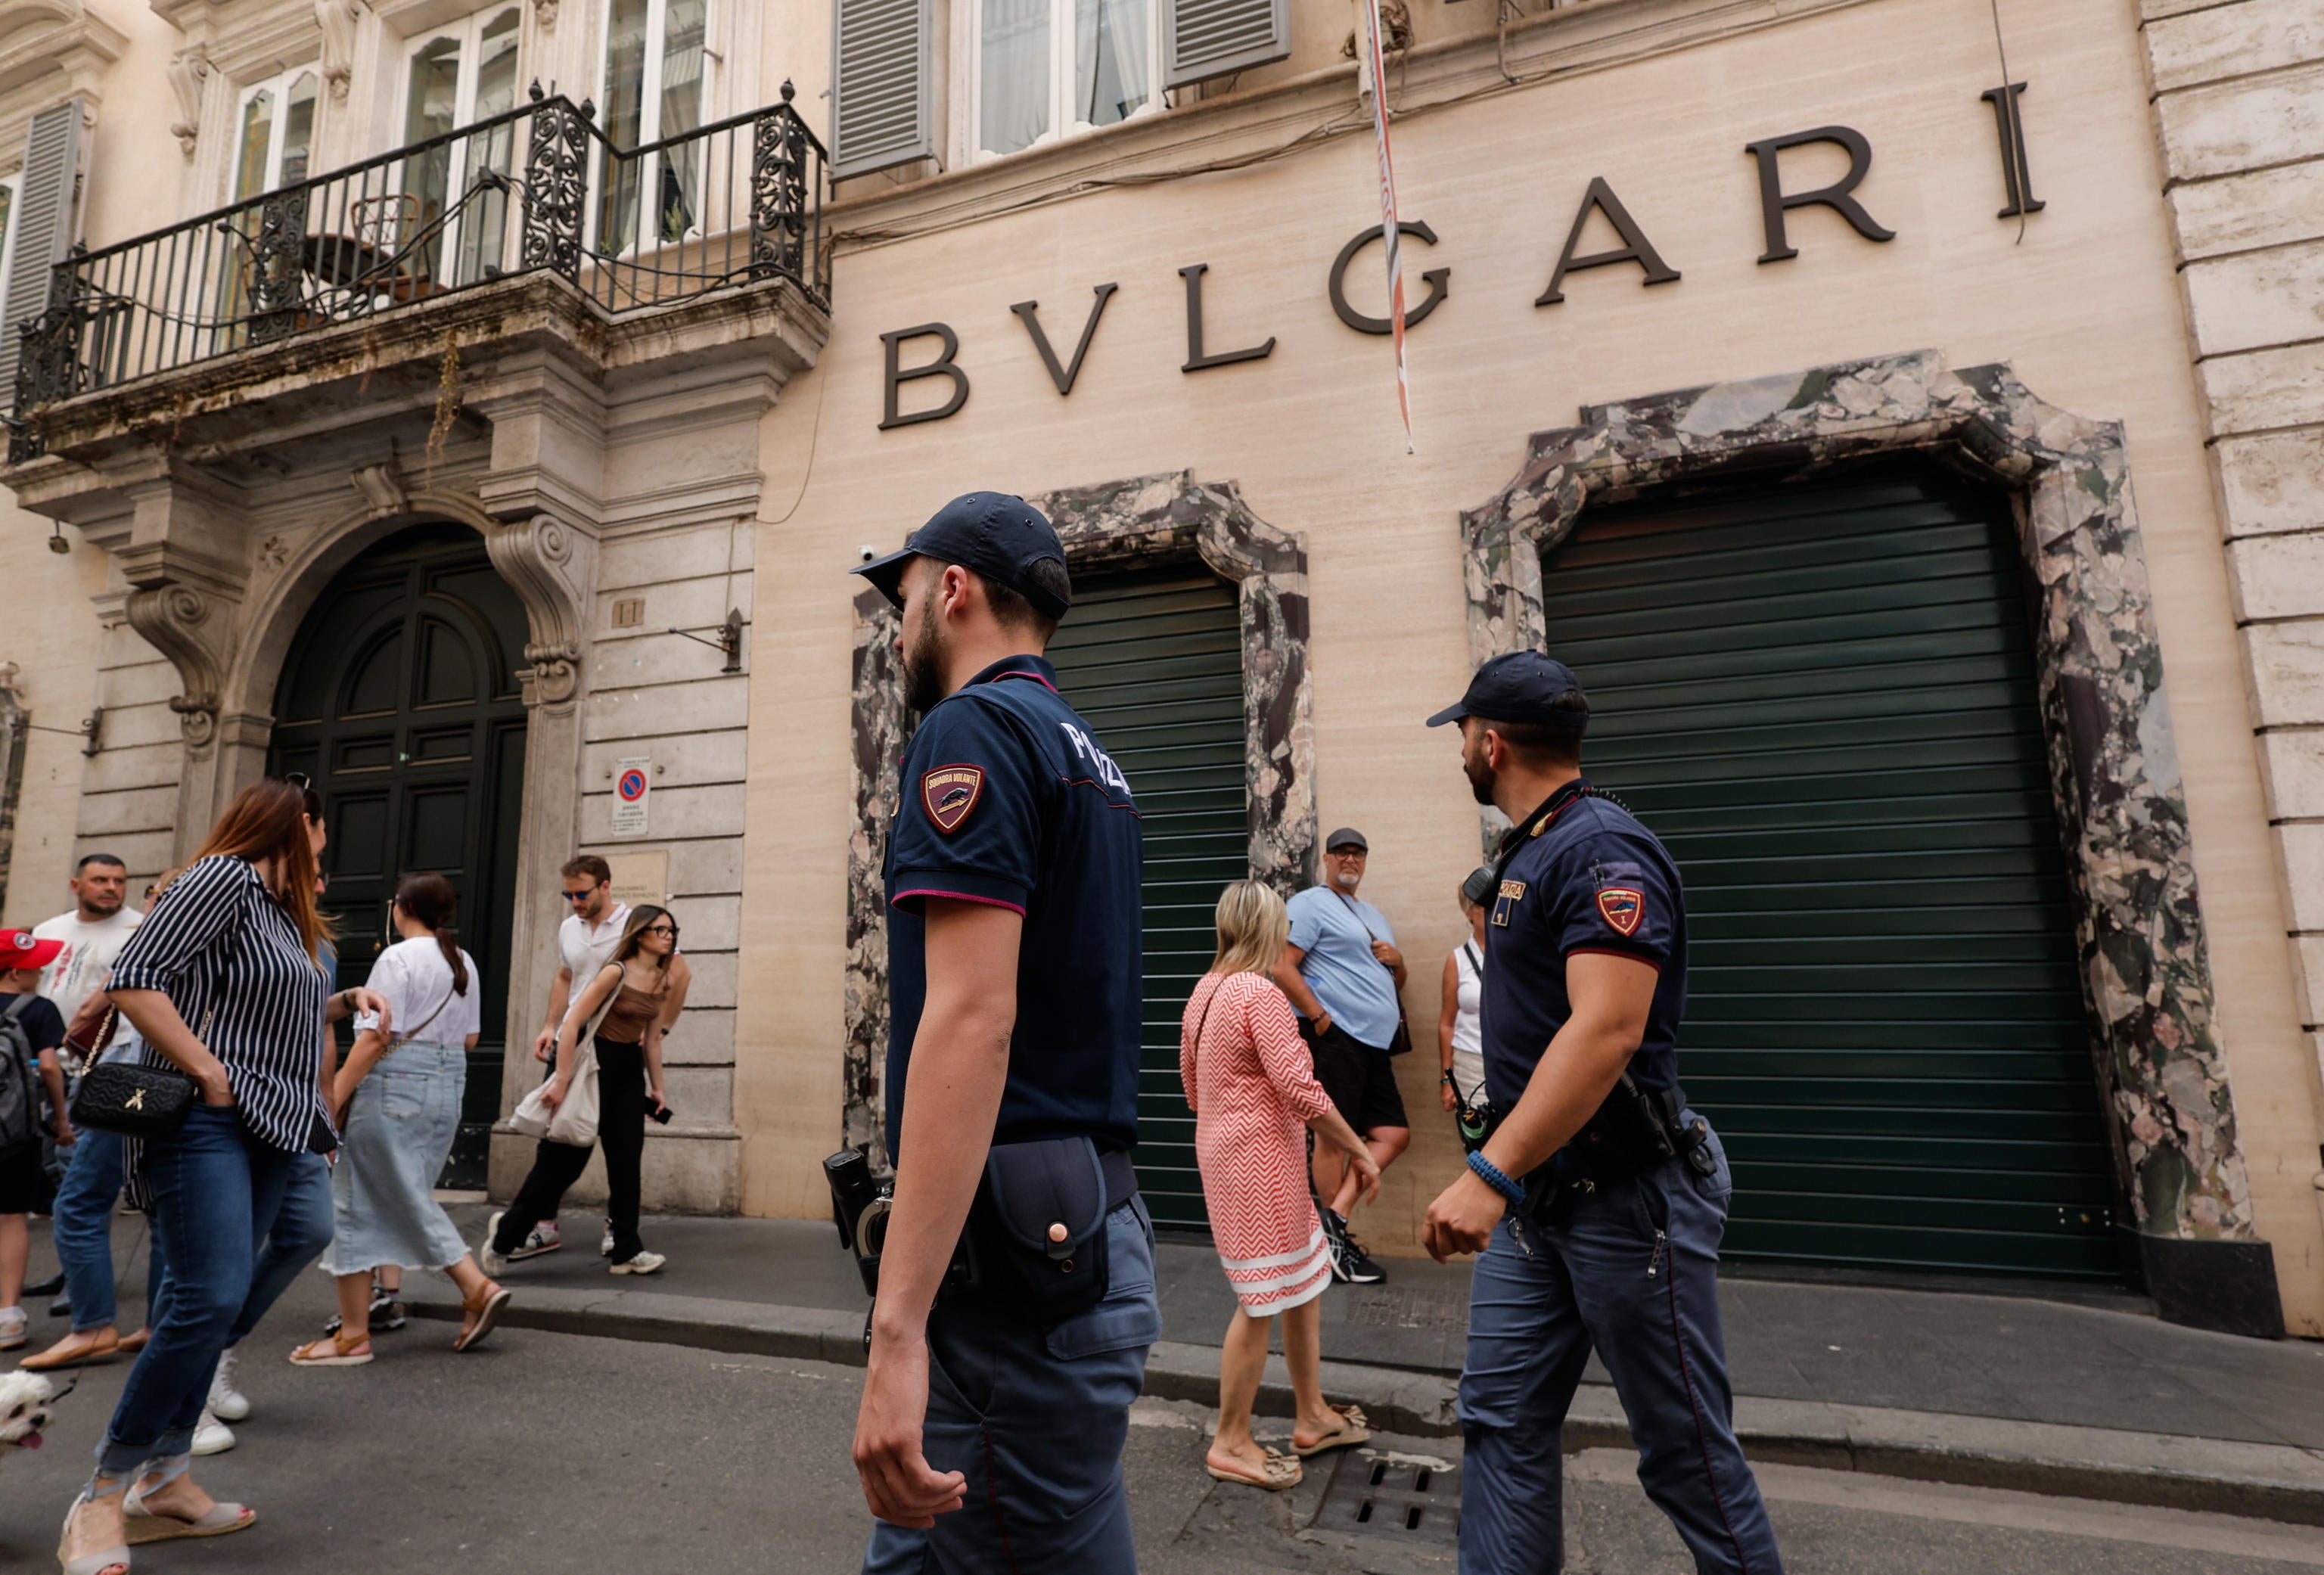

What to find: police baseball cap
left=853, top=492, right=1072, bottom=620
left=0, top=930, right=63, bottom=971
left=1425, top=651, right=1589, bottom=729
left=1325, top=828, right=1368, bottom=853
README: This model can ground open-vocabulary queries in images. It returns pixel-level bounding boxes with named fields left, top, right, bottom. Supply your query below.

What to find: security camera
left=859, top=545, right=878, bottom=564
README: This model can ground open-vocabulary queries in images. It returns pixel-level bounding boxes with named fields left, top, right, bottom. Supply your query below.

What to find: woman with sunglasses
left=483, top=906, right=689, bottom=1277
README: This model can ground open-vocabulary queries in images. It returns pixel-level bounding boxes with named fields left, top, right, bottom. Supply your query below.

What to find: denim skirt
left=320, top=1039, right=471, bottom=1273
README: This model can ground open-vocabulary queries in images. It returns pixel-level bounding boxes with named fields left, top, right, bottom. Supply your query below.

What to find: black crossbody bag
left=70, top=1008, right=205, bottom=1141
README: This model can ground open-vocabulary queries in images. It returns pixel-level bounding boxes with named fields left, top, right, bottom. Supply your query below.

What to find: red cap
left=0, top=930, right=64, bottom=971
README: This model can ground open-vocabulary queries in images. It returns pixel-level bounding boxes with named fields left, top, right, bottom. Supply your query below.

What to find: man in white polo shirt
left=507, top=854, right=630, bottom=1259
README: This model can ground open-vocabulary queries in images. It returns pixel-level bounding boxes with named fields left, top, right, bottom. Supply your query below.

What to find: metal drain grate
left=1311, top=1453, right=1462, bottom=1549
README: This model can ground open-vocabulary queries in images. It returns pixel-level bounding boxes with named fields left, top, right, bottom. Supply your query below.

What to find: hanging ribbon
left=1360, top=0, right=1414, bottom=455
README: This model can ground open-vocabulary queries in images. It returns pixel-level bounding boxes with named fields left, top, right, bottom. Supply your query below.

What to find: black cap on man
left=1426, top=650, right=1590, bottom=806
left=855, top=492, right=1073, bottom=712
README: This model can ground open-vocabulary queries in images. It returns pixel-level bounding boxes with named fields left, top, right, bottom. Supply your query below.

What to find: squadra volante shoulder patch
left=1595, top=886, right=1645, bottom=937
left=921, top=765, right=984, bottom=834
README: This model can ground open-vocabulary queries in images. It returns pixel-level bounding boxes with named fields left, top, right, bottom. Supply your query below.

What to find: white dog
left=0, top=1368, right=59, bottom=1470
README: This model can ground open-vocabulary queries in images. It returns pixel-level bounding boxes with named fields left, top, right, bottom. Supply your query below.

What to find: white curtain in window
left=1075, top=0, right=1148, bottom=129
left=981, top=0, right=1050, bottom=155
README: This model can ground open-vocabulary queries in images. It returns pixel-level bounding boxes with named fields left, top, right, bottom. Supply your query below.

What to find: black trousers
left=493, top=1037, right=648, bottom=1263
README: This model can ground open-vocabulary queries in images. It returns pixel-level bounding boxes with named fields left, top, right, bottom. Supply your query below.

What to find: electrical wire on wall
left=1990, top=0, right=2027, bottom=244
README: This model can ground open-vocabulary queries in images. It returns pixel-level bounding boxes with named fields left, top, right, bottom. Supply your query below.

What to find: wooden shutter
left=830, top=0, right=934, bottom=180
left=1045, top=568, right=1246, bottom=1231
left=1540, top=471, right=2123, bottom=1282
left=0, top=99, right=85, bottom=405
left=1164, top=0, right=1290, bottom=89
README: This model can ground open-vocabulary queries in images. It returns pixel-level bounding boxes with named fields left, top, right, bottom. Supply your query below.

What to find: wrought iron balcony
left=8, top=82, right=828, bottom=463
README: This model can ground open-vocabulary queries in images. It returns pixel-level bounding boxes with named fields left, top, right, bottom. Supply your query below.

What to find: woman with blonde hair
left=1181, top=879, right=1381, bottom=1491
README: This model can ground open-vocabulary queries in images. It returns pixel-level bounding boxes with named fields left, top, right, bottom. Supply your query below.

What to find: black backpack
left=0, top=996, right=39, bottom=1157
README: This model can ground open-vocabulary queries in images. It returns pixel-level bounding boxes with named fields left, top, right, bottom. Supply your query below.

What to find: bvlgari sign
left=877, top=100, right=2043, bottom=432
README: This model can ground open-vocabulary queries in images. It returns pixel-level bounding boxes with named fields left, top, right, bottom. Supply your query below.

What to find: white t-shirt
left=359, top=937, right=484, bottom=1047
left=558, top=901, right=631, bottom=989
left=34, top=907, right=143, bottom=1025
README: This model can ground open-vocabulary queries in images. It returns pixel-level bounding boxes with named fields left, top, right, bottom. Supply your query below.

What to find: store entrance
left=268, top=521, right=531, bottom=1189
left=1540, top=469, right=2123, bottom=1281
left=1046, top=567, right=1246, bottom=1231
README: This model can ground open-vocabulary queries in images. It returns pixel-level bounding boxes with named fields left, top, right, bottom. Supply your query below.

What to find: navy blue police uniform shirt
left=1480, top=779, right=1688, bottom=1113
left=883, top=654, right=1144, bottom=1162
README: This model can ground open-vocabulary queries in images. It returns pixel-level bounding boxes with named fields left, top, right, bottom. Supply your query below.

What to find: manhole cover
left=1311, top=1453, right=1461, bottom=1550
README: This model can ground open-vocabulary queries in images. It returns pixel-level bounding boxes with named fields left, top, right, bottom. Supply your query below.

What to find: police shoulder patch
left=921, top=765, right=984, bottom=834
left=1595, top=887, right=1645, bottom=937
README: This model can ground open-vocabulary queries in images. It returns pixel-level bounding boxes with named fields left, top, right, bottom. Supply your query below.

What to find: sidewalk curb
left=410, top=1284, right=2324, bottom=1526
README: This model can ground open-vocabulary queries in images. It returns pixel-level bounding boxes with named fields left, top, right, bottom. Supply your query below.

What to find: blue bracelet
left=1466, top=1151, right=1526, bottom=1207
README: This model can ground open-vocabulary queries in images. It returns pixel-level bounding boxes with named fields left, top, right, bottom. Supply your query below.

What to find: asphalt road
left=5, top=1272, right=2322, bottom=1573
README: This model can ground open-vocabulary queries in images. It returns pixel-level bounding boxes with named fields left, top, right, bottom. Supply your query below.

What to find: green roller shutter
left=1539, top=471, right=2122, bottom=1281
left=1047, top=568, right=1246, bottom=1229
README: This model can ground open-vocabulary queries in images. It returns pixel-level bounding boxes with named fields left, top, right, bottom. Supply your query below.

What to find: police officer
left=849, top=493, right=1157, bottom=1573
left=1421, top=652, right=1784, bottom=1575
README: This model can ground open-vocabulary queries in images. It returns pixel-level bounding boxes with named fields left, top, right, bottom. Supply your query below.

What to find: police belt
left=1495, top=1073, right=1716, bottom=1213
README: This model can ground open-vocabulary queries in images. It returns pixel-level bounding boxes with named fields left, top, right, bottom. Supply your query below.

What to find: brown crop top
left=595, top=973, right=669, bottom=1044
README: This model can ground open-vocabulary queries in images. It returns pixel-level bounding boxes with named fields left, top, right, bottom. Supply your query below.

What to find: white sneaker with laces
left=0, top=1306, right=25, bottom=1351
left=601, top=1219, right=615, bottom=1257
left=507, top=1219, right=561, bottom=1260
left=208, top=1347, right=250, bottom=1421
left=191, top=1408, right=236, bottom=1456
left=610, top=1250, right=665, bottom=1276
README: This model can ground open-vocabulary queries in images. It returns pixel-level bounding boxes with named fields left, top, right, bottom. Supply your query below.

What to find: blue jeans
left=95, top=1107, right=313, bottom=1475
left=51, top=1127, right=165, bottom=1334
left=1458, top=1114, right=1783, bottom=1575
left=863, top=1198, right=1162, bottom=1574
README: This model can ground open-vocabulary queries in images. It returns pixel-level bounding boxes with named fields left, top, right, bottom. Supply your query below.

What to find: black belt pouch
left=970, top=1135, right=1113, bottom=1326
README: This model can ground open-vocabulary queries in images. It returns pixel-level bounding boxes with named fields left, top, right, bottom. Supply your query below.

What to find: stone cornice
left=0, top=0, right=128, bottom=105
left=828, top=0, right=1874, bottom=253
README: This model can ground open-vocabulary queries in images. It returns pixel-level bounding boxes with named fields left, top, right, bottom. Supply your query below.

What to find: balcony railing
left=9, top=82, right=828, bottom=461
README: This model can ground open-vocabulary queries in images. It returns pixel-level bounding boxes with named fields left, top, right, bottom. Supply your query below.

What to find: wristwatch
left=1440, top=1070, right=1456, bottom=1085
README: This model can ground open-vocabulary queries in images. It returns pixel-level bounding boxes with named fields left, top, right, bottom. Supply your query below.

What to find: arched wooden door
left=269, top=521, right=530, bottom=1188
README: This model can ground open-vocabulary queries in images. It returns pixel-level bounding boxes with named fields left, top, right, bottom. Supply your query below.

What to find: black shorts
left=0, top=1141, right=45, bottom=1213
left=1303, top=1022, right=1409, bottom=1133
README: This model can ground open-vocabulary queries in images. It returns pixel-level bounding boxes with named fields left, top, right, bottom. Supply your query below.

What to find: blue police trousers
left=1458, top=1115, right=1782, bottom=1574
left=863, top=1197, right=1163, bottom=1575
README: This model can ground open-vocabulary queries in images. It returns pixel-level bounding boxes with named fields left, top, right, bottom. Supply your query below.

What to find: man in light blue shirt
left=1273, top=828, right=1412, bottom=1284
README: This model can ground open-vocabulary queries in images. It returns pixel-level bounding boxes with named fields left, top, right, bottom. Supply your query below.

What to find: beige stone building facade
left=0, top=0, right=2316, bottom=1338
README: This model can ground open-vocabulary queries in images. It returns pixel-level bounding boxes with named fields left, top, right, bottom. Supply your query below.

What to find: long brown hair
left=192, top=778, right=325, bottom=965
left=610, top=904, right=676, bottom=974
left=393, top=872, right=468, bottom=996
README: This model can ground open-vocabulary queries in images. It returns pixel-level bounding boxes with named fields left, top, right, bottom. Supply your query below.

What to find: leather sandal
left=1204, top=1446, right=1303, bottom=1490
left=1292, top=1404, right=1371, bottom=1457
left=453, top=1281, right=512, bottom=1353
left=287, top=1329, right=372, bottom=1366
left=21, top=1329, right=120, bottom=1372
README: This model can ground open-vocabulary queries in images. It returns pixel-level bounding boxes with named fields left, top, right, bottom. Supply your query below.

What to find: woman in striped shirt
left=60, top=778, right=388, bottom=1575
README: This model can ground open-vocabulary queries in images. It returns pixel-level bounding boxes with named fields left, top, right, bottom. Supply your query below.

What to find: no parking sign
left=613, top=756, right=651, bottom=836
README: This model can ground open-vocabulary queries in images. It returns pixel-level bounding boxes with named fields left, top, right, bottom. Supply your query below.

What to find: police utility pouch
left=971, top=1135, right=1115, bottom=1326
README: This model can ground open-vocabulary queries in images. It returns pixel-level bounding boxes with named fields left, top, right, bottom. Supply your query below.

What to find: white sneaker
left=0, top=1306, right=25, bottom=1351
left=480, top=1210, right=510, bottom=1277
left=601, top=1219, right=615, bottom=1257
left=208, top=1347, right=251, bottom=1421
left=191, top=1408, right=236, bottom=1456
left=610, top=1250, right=665, bottom=1276
left=508, top=1218, right=561, bottom=1260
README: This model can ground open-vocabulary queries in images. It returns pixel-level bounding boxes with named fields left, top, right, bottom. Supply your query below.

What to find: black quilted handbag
left=69, top=1058, right=198, bottom=1140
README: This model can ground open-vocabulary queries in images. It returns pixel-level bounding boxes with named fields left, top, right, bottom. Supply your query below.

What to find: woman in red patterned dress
left=1182, top=880, right=1382, bottom=1490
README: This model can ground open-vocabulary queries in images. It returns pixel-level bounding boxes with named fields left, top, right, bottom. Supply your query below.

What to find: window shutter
left=1164, top=0, right=1290, bottom=89
left=830, top=0, right=934, bottom=181
left=0, top=100, right=86, bottom=407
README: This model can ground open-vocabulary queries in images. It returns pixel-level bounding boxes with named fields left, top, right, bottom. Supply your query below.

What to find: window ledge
left=828, top=0, right=1875, bottom=253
